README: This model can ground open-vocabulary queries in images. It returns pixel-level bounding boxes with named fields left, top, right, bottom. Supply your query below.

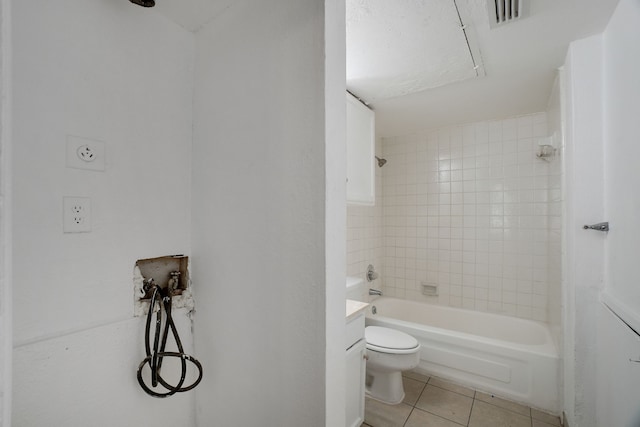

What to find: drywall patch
left=133, top=255, right=194, bottom=317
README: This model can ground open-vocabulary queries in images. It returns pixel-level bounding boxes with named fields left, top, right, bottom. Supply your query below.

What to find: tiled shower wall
left=380, top=113, right=561, bottom=322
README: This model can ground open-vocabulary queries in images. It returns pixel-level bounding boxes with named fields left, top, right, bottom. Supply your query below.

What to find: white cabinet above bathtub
left=346, top=92, right=375, bottom=206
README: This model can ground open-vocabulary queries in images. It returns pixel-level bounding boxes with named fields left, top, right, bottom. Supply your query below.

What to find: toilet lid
left=365, top=326, right=419, bottom=353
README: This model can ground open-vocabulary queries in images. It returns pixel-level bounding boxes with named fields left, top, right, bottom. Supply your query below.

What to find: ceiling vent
left=487, top=0, right=527, bottom=28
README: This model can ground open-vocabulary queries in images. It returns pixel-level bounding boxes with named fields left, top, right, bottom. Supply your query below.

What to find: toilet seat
left=365, top=326, right=419, bottom=354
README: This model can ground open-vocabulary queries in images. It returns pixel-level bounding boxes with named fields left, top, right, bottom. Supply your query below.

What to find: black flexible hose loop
left=137, top=285, right=203, bottom=397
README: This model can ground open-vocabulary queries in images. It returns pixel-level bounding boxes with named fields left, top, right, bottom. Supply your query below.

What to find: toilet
left=365, top=326, right=420, bottom=404
left=346, top=276, right=421, bottom=405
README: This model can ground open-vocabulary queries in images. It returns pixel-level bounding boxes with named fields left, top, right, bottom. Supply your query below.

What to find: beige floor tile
left=475, top=391, right=530, bottom=416
left=364, top=397, right=413, bottom=427
left=415, top=384, right=473, bottom=425
left=428, top=376, right=476, bottom=398
left=405, top=408, right=466, bottom=427
left=468, top=400, right=531, bottom=427
left=403, top=377, right=427, bottom=406
left=403, top=370, right=430, bottom=383
left=531, top=409, right=561, bottom=426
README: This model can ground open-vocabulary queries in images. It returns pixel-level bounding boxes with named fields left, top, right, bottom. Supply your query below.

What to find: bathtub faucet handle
left=369, top=288, right=382, bottom=296
left=366, top=264, right=379, bottom=282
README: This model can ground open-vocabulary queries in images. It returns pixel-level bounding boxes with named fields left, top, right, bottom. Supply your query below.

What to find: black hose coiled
left=137, top=285, right=203, bottom=397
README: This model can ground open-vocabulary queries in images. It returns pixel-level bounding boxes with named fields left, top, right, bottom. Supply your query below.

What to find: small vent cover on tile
left=487, top=0, right=527, bottom=28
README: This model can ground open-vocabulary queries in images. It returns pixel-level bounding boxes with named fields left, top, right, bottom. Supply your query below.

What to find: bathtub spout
left=369, top=288, right=382, bottom=296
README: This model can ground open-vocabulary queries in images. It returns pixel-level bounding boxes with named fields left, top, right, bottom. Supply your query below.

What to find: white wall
left=12, top=1, right=196, bottom=425
left=545, top=75, right=563, bottom=347
left=0, top=0, right=11, bottom=423
left=14, top=312, right=195, bottom=426
left=191, top=1, right=329, bottom=425
left=324, top=0, right=348, bottom=424
left=562, top=34, right=605, bottom=427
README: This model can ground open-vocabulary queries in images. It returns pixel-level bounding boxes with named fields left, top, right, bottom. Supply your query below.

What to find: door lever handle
left=583, top=222, right=609, bottom=232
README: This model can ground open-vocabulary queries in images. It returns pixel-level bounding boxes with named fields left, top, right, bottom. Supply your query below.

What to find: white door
left=563, top=2, right=640, bottom=425
left=599, top=0, right=640, bottom=332
left=596, top=1, right=640, bottom=426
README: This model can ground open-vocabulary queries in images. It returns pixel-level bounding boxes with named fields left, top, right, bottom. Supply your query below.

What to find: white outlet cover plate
left=63, top=196, right=91, bottom=233
left=66, top=135, right=105, bottom=171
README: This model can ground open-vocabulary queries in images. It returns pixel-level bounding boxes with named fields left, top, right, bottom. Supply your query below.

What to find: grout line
left=467, top=398, right=476, bottom=427
left=411, top=379, right=471, bottom=427
left=401, top=406, right=415, bottom=427
left=474, top=394, right=533, bottom=419
left=530, top=407, right=534, bottom=427
left=424, top=379, right=476, bottom=400
left=413, top=381, right=428, bottom=405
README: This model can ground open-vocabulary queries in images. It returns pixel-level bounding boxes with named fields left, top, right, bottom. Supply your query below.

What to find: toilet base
left=365, top=369, right=406, bottom=404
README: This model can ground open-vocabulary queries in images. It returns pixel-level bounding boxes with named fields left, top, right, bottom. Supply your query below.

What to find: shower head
left=130, top=0, right=155, bottom=7
left=375, top=156, right=387, bottom=167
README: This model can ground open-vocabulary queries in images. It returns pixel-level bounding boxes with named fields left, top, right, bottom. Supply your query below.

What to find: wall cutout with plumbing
left=133, top=255, right=202, bottom=398
left=133, top=255, right=194, bottom=316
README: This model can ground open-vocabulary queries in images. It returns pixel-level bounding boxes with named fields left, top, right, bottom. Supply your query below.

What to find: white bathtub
left=365, top=297, right=560, bottom=414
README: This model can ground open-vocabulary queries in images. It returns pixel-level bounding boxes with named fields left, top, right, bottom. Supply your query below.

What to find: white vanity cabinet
left=346, top=92, right=375, bottom=206
left=345, top=306, right=367, bottom=427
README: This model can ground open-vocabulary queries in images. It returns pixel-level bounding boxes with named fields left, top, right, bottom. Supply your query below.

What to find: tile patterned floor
left=361, top=372, right=562, bottom=427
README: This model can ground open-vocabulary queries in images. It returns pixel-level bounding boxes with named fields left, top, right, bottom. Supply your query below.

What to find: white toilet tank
left=346, top=276, right=367, bottom=302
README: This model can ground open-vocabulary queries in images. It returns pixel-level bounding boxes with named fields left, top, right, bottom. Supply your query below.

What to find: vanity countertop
left=346, top=299, right=369, bottom=321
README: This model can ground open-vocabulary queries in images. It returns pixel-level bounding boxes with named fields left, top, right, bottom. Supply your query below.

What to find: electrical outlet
left=77, top=144, right=96, bottom=162
left=63, top=197, right=91, bottom=233
left=66, top=135, right=105, bottom=171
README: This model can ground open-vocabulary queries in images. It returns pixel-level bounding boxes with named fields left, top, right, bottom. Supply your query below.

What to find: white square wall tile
left=373, top=114, right=554, bottom=322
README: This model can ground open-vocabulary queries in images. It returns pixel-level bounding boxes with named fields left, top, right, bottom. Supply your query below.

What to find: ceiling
left=154, top=0, right=620, bottom=137
left=357, top=0, right=620, bottom=136
left=154, top=0, right=234, bottom=32
left=346, top=0, right=481, bottom=102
